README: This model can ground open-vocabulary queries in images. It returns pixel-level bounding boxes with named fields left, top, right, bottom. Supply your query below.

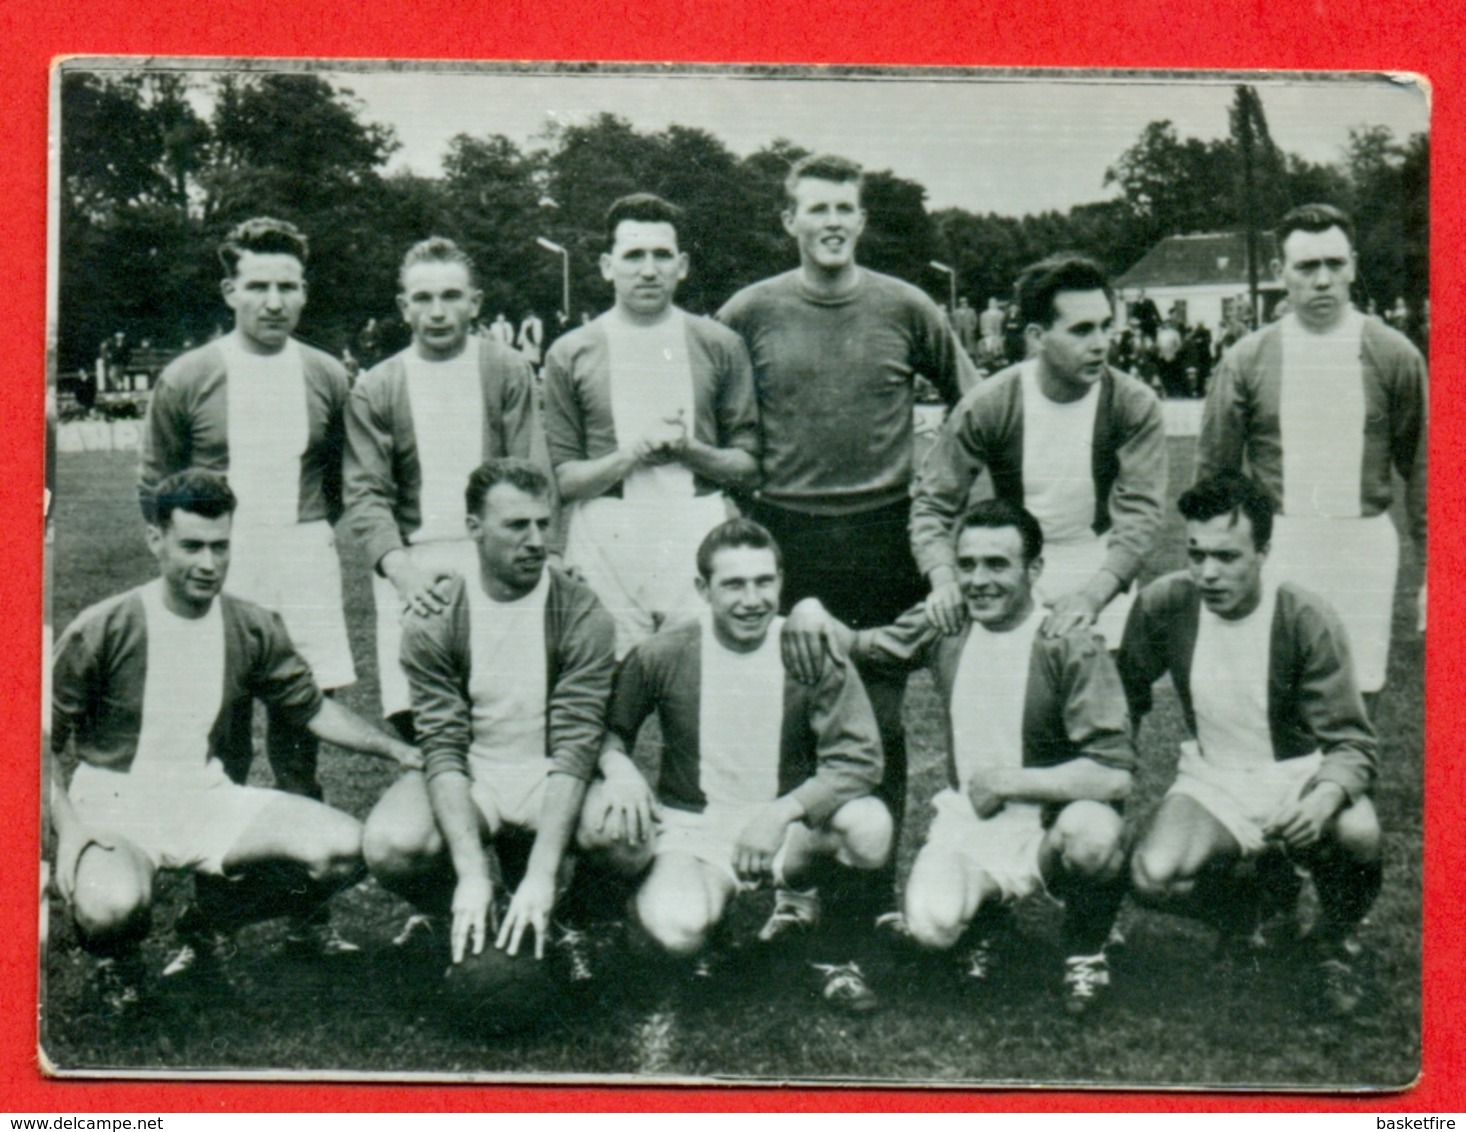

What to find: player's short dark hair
left=1278, top=203, right=1356, bottom=250
left=1015, top=254, right=1114, bottom=329
left=959, top=499, right=1045, bottom=567
left=605, top=193, right=684, bottom=248
left=399, top=236, right=479, bottom=291
left=149, top=470, right=237, bottom=529
left=464, top=458, right=550, bottom=518
left=1177, top=471, right=1274, bottom=550
left=783, top=153, right=864, bottom=209
left=696, top=518, right=783, bottom=581
left=218, top=217, right=309, bottom=278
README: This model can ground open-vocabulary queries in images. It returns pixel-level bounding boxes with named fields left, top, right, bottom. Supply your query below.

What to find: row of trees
left=58, top=71, right=1428, bottom=372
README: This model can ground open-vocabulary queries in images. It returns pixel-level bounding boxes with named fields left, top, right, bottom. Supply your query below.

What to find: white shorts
left=227, top=518, right=356, bottom=690
left=1268, top=512, right=1399, bottom=694
left=565, top=493, right=731, bottom=658
left=373, top=539, right=477, bottom=718
left=921, top=789, right=1049, bottom=902
left=468, top=758, right=550, bottom=836
left=67, top=762, right=277, bottom=877
left=1167, top=742, right=1325, bottom=856
left=653, top=804, right=794, bottom=893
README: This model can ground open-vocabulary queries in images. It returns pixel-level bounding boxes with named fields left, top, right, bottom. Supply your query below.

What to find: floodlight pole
left=536, top=236, right=571, bottom=327
left=930, top=260, right=957, bottom=317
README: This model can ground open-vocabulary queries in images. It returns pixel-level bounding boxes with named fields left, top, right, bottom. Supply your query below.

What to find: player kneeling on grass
left=361, top=459, right=617, bottom=979
left=783, top=500, right=1135, bottom=1016
left=48, top=471, right=421, bottom=1016
left=1118, top=472, right=1381, bottom=1018
left=578, top=519, right=893, bottom=1013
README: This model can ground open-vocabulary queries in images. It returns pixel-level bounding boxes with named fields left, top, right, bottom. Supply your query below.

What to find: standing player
left=718, top=154, right=967, bottom=945
left=1119, top=472, right=1380, bottom=1016
left=542, top=193, right=758, bottom=657
left=785, top=500, right=1134, bottom=1015
left=361, top=459, right=616, bottom=968
left=140, top=217, right=356, bottom=798
left=911, top=254, right=1167, bottom=649
left=50, top=472, right=420, bottom=1013
left=139, top=217, right=358, bottom=961
left=578, top=519, right=891, bottom=1012
left=1197, top=204, right=1426, bottom=699
left=346, top=237, right=547, bottom=741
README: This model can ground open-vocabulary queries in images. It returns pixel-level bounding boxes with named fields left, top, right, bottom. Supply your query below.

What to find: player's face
left=398, top=260, right=482, bottom=360
left=1185, top=512, right=1268, bottom=620
left=1029, top=289, right=1113, bottom=392
left=955, top=525, right=1040, bottom=631
left=1279, top=226, right=1356, bottom=332
left=221, top=251, right=306, bottom=355
left=782, top=178, right=866, bottom=275
left=467, top=482, right=551, bottom=599
left=600, top=220, right=687, bottom=320
left=695, top=545, right=782, bottom=653
left=147, top=509, right=231, bottom=617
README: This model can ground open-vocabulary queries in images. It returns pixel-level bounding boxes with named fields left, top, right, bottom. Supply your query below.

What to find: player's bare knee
left=363, top=811, right=439, bottom=881
left=831, top=797, right=893, bottom=871
left=73, top=874, right=150, bottom=942
left=903, top=889, right=965, bottom=951
left=1056, top=810, right=1125, bottom=881
left=636, top=890, right=712, bottom=958
left=1131, top=846, right=1185, bottom=902
left=1331, top=795, right=1381, bottom=862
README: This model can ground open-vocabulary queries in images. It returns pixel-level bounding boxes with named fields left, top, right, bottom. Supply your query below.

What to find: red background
left=5, top=0, right=1459, bottom=1112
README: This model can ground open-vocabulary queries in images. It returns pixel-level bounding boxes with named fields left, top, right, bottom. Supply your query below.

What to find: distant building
left=1117, top=231, right=1285, bottom=330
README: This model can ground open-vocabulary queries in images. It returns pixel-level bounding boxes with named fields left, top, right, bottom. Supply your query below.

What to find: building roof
left=1117, top=231, right=1284, bottom=291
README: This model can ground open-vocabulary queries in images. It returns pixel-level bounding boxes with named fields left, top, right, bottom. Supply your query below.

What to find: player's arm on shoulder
left=1100, top=384, right=1168, bottom=594
left=343, top=374, right=408, bottom=571
left=137, top=364, right=186, bottom=513
left=781, top=597, right=858, bottom=685
left=1195, top=345, right=1248, bottom=482
left=794, top=648, right=884, bottom=825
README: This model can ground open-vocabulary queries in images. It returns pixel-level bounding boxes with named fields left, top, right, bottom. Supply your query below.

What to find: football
left=440, top=944, right=564, bottom=1037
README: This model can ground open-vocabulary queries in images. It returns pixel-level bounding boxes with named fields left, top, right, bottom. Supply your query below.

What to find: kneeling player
left=578, top=519, right=893, bottom=1012
left=49, top=472, right=421, bottom=1013
left=361, top=459, right=616, bottom=970
left=784, top=500, right=1134, bottom=1015
left=1119, top=472, right=1381, bottom=1017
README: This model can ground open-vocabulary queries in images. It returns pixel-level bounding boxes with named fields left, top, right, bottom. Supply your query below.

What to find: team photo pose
left=345, top=237, right=548, bottom=741
left=49, top=472, right=420, bottom=1014
left=138, top=216, right=360, bottom=965
left=1196, top=204, right=1427, bottom=698
left=1119, top=472, right=1381, bottom=1017
left=784, top=500, right=1135, bottom=1015
left=719, top=154, right=970, bottom=980
left=361, top=459, right=616, bottom=967
left=579, top=519, right=892, bottom=1012
left=542, top=193, right=759, bottom=658
left=911, top=254, right=1167, bottom=648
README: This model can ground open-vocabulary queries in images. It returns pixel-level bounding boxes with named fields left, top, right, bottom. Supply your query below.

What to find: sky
left=292, top=65, right=1430, bottom=216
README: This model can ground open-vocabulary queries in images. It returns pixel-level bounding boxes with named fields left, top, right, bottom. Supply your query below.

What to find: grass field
left=41, top=441, right=1423, bottom=1088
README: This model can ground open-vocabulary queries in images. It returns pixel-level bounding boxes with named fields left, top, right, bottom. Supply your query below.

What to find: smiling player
left=911, top=254, right=1166, bottom=649
left=578, top=518, right=890, bottom=1012
left=783, top=499, right=1135, bottom=1015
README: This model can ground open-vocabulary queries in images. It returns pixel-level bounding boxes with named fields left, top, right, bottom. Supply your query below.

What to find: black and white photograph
left=43, top=59, right=1427, bottom=1088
